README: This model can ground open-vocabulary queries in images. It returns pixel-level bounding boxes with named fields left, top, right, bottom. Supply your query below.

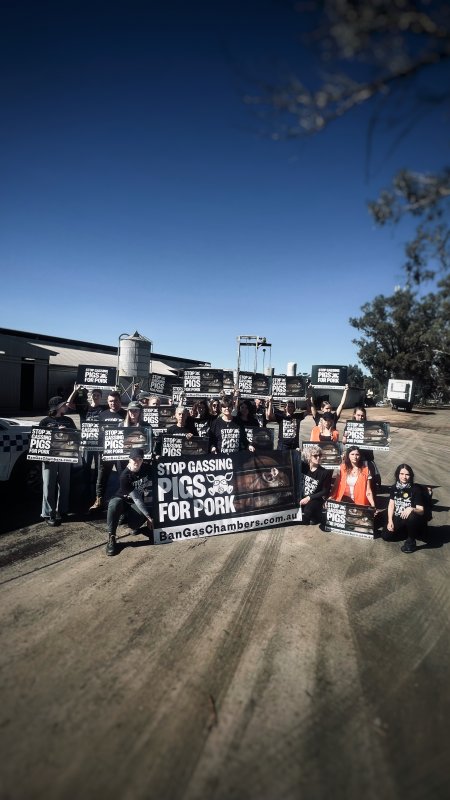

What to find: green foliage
left=347, top=363, right=365, bottom=388
left=350, top=278, right=450, bottom=399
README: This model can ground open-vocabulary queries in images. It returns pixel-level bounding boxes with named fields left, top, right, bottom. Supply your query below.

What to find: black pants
left=301, top=497, right=324, bottom=524
left=380, top=511, right=426, bottom=542
left=107, top=497, right=147, bottom=536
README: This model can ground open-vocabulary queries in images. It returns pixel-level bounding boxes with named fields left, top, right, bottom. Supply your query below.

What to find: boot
left=89, top=496, right=103, bottom=511
left=106, top=534, right=118, bottom=557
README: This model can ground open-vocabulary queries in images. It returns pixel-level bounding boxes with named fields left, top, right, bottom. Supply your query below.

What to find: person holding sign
left=382, top=464, right=426, bottom=554
left=330, top=447, right=375, bottom=508
left=39, top=396, right=77, bottom=526
left=310, top=412, right=339, bottom=442
left=106, top=447, right=153, bottom=557
left=267, top=397, right=304, bottom=451
left=311, top=385, right=349, bottom=428
left=210, top=398, right=247, bottom=454
left=90, top=391, right=126, bottom=511
left=82, top=388, right=106, bottom=502
left=154, top=406, right=193, bottom=457
left=300, top=446, right=333, bottom=525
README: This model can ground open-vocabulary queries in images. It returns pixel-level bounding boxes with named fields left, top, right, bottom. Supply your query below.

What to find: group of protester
left=37, top=383, right=431, bottom=557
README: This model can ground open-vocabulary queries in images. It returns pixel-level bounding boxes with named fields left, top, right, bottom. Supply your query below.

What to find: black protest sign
left=311, top=365, right=348, bottom=389
left=76, top=365, right=117, bottom=389
left=80, top=421, right=102, bottom=450
left=272, top=375, right=307, bottom=400
left=102, top=426, right=152, bottom=460
left=143, top=405, right=176, bottom=434
left=302, top=441, right=342, bottom=469
left=245, top=427, right=274, bottom=451
left=152, top=450, right=302, bottom=544
left=172, top=386, right=185, bottom=404
left=324, top=501, right=374, bottom=539
left=183, top=369, right=224, bottom=397
left=343, top=421, right=390, bottom=451
left=223, top=371, right=235, bottom=392
left=149, top=373, right=182, bottom=397
left=238, top=372, right=271, bottom=398
left=27, top=427, right=80, bottom=463
left=160, top=435, right=209, bottom=458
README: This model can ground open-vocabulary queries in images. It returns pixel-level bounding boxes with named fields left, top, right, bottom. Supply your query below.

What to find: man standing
left=267, top=396, right=304, bottom=450
left=39, top=396, right=77, bottom=525
left=89, top=391, right=126, bottom=511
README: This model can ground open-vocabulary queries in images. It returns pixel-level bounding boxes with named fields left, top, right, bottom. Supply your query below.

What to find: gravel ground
left=0, top=407, right=449, bottom=800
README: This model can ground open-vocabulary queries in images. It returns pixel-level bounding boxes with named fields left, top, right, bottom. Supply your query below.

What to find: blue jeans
left=41, top=462, right=71, bottom=518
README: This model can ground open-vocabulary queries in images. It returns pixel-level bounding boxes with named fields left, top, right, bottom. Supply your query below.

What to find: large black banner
left=324, top=501, right=374, bottom=539
left=76, top=365, right=117, bottom=390
left=152, top=450, right=302, bottom=544
left=238, top=372, right=271, bottom=398
left=311, top=365, right=348, bottom=389
left=272, top=375, right=307, bottom=400
left=27, top=428, right=81, bottom=463
left=343, top=421, right=391, bottom=451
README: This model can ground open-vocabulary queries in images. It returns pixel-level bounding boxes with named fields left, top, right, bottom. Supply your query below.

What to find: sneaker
left=401, top=538, right=416, bottom=554
left=46, top=517, right=59, bottom=527
left=106, top=535, right=118, bottom=556
left=89, top=497, right=104, bottom=512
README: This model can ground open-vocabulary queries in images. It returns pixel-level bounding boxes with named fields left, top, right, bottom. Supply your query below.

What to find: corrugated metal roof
left=32, top=343, right=177, bottom=375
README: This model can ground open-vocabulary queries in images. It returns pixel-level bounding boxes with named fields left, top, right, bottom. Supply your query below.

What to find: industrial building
left=0, top=328, right=209, bottom=415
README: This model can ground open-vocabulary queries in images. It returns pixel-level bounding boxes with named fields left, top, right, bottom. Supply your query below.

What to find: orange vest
left=331, top=464, right=371, bottom=505
left=310, top=426, right=339, bottom=442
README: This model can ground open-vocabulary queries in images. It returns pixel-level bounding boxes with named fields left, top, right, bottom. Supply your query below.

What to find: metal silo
left=118, top=331, right=151, bottom=381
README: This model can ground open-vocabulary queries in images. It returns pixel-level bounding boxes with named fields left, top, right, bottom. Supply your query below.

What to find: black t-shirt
left=194, top=418, right=212, bottom=439
left=274, top=410, right=303, bottom=447
left=98, top=408, right=127, bottom=426
left=301, top=461, right=332, bottom=500
left=210, top=417, right=244, bottom=454
left=85, top=404, right=107, bottom=422
left=389, top=483, right=423, bottom=517
left=39, top=415, right=77, bottom=431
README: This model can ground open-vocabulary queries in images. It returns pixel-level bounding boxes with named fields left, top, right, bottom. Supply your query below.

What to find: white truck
left=0, top=417, right=41, bottom=493
left=387, top=379, right=414, bottom=412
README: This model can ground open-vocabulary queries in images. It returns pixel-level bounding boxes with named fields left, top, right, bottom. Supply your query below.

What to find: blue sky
left=1, top=0, right=448, bottom=376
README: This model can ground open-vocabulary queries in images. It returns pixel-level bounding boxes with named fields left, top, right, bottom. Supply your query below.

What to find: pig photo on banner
left=152, top=450, right=302, bottom=544
left=27, top=427, right=81, bottom=463
left=324, top=500, right=374, bottom=539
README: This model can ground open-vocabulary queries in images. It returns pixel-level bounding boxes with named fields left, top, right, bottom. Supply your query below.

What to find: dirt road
left=1, top=408, right=449, bottom=799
